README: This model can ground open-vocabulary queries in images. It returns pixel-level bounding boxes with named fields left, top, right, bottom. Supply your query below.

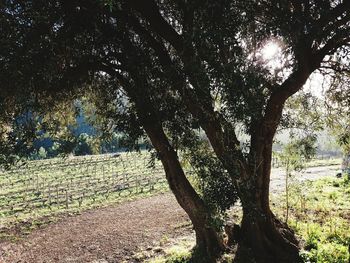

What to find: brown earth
left=0, top=193, right=192, bottom=263
left=0, top=165, right=340, bottom=263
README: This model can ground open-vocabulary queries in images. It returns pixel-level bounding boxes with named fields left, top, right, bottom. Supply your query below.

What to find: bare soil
left=0, top=165, right=339, bottom=263
left=0, top=193, right=191, bottom=263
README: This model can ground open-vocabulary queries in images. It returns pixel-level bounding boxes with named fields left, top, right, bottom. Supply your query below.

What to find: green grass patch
left=147, top=239, right=195, bottom=263
left=149, top=176, right=350, bottom=263
left=305, top=158, right=342, bottom=168
left=272, top=176, right=350, bottom=263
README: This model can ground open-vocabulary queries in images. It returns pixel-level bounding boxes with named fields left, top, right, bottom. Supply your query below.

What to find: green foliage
left=165, top=253, right=191, bottom=263
left=150, top=176, right=350, bottom=263
left=324, top=71, right=350, bottom=154
left=278, top=135, right=317, bottom=172
left=281, top=92, right=324, bottom=133
left=317, top=243, right=349, bottom=263
left=304, top=225, right=321, bottom=251
left=272, top=177, right=350, bottom=263
left=277, top=134, right=317, bottom=222
left=147, top=239, right=194, bottom=263
left=1, top=2, right=350, bottom=259
left=2, top=1, right=349, bottom=166
left=148, top=239, right=220, bottom=263
left=302, top=242, right=349, bottom=263
left=182, top=138, right=238, bottom=226
left=73, top=133, right=99, bottom=156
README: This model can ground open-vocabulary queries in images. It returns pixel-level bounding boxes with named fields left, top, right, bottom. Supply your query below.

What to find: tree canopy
left=1, top=1, right=350, bottom=262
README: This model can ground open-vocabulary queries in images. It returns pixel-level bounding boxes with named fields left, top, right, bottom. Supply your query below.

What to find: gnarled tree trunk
left=117, top=72, right=226, bottom=260
left=120, top=81, right=225, bottom=260
left=144, top=124, right=225, bottom=260
left=235, top=140, right=301, bottom=263
left=230, top=66, right=318, bottom=262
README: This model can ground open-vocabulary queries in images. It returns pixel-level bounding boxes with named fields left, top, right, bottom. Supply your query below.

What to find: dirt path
left=270, top=165, right=339, bottom=193
left=0, top=193, right=190, bottom=263
left=0, top=165, right=340, bottom=263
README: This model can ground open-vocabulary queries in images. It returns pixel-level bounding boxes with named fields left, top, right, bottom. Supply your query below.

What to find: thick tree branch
left=128, top=0, right=184, bottom=52
left=119, top=8, right=245, bottom=176
left=100, top=65, right=222, bottom=243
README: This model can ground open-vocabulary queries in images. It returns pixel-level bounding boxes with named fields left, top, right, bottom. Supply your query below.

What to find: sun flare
left=261, top=42, right=280, bottom=60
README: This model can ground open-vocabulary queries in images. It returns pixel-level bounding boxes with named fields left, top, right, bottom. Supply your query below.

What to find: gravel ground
left=0, top=165, right=340, bottom=263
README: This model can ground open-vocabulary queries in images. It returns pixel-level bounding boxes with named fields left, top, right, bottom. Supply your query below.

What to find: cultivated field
left=0, top=154, right=341, bottom=230
left=0, top=152, right=166, bottom=228
left=0, top=154, right=347, bottom=262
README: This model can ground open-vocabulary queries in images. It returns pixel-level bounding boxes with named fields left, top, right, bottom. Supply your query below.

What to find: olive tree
left=1, top=1, right=350, bottom=262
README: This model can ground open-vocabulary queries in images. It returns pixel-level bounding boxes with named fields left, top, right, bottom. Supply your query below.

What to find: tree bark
left=144, top=124, right=225, bottom=260
left=113, top=70, right=226, bottom=260
left=236, top=141, right=301, bottom=263
left=234, top=61, right=322, bottom=262
left=110, top=8, right=327, bottom=260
